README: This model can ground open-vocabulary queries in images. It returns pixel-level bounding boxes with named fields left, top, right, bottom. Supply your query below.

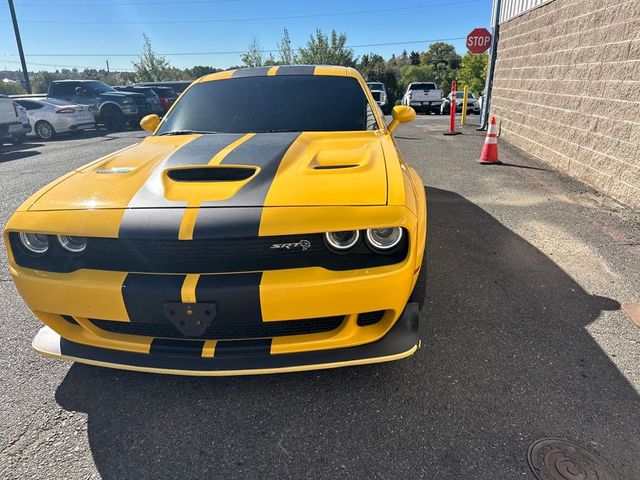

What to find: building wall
left=491, top=0, right=640, bottom=208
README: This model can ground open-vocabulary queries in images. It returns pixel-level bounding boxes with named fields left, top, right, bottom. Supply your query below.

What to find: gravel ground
left=0, top=118, right=638, bottom=479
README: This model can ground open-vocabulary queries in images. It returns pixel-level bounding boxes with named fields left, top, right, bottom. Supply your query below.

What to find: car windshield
left=367, top=83, right=384, bottom=90
left=157, top=75, right=375, bottom=134
left=410, top=83, right=437, bottom=90
left=455, top=92, right=475, bottom=99
left=85, top=81, right=115, bottom=94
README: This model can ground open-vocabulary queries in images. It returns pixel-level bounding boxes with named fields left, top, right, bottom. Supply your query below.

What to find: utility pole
left=7, top=0, right=31, bottom=94
left=478, top=0, right=502, bottom=130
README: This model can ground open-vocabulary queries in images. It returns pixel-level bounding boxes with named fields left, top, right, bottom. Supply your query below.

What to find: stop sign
left=467, top=28, right=492, bottom=54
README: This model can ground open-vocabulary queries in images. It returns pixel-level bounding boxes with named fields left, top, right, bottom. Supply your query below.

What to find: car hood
left=28, top=131, right=389, bottom=211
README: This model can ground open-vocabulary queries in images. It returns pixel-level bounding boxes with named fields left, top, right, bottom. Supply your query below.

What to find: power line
left=3, top=0, right=482, bottom=24
left=1, top=36, right=467, bottom=58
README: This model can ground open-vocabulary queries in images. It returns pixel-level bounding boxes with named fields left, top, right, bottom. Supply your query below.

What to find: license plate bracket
left=163, top=303, right=216, bottom=337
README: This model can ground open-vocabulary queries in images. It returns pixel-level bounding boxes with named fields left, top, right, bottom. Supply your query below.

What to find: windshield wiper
left=159, top=130, right=221, bottom=136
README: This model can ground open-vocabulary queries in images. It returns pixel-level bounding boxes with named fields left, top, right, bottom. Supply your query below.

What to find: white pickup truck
left=401, top=82, right=444, bottom=114
left=0, top=94, right=30, bottom=146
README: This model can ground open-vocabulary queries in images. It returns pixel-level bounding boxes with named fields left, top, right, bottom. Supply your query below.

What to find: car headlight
left=19, top=232, right=50, bottom=254
left=324, top=230, right=360, bottom=251
left=366, top=227, right=403, bottom=251
left=58, top=235, right=87, bottom=253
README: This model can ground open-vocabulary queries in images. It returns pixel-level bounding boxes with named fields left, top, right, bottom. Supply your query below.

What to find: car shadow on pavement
left=0, top=150, right=41, bottom=163
left=54, top=187, right=639, bottom=480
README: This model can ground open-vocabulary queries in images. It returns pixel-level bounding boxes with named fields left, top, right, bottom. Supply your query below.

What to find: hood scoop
left=163, top=165, right=260, bottom=202
left=167, top=166, right=257, bottom=182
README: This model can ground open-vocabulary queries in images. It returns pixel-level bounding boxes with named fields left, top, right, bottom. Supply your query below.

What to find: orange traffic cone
left=479, top=116, right=500, bottom=164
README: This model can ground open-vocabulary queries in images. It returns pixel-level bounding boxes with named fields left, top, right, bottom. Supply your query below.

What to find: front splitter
left=33, top=303, right=420, bottom=376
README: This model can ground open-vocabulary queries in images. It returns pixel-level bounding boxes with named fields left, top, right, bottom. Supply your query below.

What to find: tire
left=35, top=121, right=55, bottom=140
left=102, top=107, right=126, bottom=131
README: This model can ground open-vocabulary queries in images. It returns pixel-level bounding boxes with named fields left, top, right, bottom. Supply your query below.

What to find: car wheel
left=35, top=121, right=55, bottom=140
left=102, top=107, right=126, bottom=131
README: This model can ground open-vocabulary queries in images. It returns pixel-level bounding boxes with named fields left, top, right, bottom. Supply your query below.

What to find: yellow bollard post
left=461, top=85, right=469, bottom=126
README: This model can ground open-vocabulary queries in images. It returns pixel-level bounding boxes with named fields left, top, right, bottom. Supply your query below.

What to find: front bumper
left=33, top=303, right=419, bottom=376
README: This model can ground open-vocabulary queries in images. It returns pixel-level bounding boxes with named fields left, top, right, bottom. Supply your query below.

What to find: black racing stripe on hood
left=118, top=134, right=243, bottom=239
left=276, top=65, right=316, bottom=75
left=118, top=208, right=186, bottom=240
left=193, top=132, right=300, bottom=239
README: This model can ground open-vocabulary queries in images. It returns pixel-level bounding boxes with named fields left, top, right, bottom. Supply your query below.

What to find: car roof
left=198, top=65, right=360, bottom=84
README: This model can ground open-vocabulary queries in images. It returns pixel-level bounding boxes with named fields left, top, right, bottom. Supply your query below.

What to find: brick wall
left=491, top=0, right=640, bottom=208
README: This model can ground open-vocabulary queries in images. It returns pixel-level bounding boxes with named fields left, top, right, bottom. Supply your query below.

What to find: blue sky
left=0, top=0, right=492, bottom=72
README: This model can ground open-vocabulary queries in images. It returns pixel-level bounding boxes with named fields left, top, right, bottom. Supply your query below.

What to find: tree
left=419, top=42, right=461, bottom=93
left=133, top=34, right=174, bottom=81
left=0, top=81, right=25, bottom=96
left=357, top=53, right=401, bottom=106
left=398, top=64, right=438, bottom=92
left=420, top=42, right=461, bottom=69
left=240, top=37, right=264, bottom=67
left=409, top=51, right=420, bottom=65
left=456, top=52, right=489, bottom=95
left=31, top=71, right=59, bottom=94
left=277, top=28, right=296, bottom=65
left=298, top=29, right=355, bottom=67
left=186, top=65, right=223, bottom=79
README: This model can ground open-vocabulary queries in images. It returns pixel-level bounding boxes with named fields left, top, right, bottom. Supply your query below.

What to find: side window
left=50, top=83, right=76, bottom=96
left=18, top=100, right=43, bottom=110
left=365, top=103, right=378, bottom=131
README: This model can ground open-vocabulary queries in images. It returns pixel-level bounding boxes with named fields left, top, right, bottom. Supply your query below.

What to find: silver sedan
left=14, top=98, right=95, bottom=140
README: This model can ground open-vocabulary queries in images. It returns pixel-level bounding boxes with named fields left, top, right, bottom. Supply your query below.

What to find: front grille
left=371, top=91, right=381, bottom=101
left=91, top=315, right=345, bottom=340
left=357, top=310, right=386, bottom=326
left=9, top=232, right=409, bottom=274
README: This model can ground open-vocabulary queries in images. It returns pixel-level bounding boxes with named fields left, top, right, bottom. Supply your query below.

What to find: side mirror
left=387, top=105, right=416, bottom=132
left=140, top=114, right=161, bottom=132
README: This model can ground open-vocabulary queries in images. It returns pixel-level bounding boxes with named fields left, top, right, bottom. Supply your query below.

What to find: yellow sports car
left=4, top=65, right=426, bottom=376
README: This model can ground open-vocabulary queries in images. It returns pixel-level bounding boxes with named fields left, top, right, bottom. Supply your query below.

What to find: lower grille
left=357, top=310, right=386, bottom=326
left=91, top=315, right=345, bottom=340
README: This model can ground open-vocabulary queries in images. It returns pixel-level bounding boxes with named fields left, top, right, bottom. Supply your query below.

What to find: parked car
left=135, top=80, right=192, bottom=95
left=14, top=98, right=95, bottom=140
left=401, top=82, right=443, bottom=114
left=48, top=80, right=148, bottom=131
left=0, top=95, right=31, bottom=146
left=146, top=86, right=178, bottom=114
left=441, top=91, right=481, bottom=115
left=7, top=65, right=426, bottom=376
left=115, top=86, right=163, bottom=116
left=366, top=82, right=390, bottom=114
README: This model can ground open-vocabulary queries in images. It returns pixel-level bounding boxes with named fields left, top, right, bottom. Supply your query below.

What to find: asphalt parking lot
left=1, top=117, right=639, bottom=479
